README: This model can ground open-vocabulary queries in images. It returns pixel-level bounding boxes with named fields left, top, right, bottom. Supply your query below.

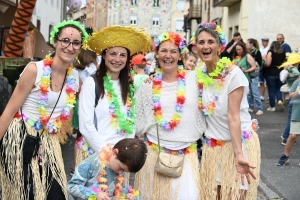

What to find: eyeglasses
left=58, top=38, right=82, bottom=50
left=197, top=22, right=216, bottom=31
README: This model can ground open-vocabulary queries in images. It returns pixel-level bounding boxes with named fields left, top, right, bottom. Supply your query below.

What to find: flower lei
left=196, top=57, right=231, bottom=116
left=86, top=145, right=140, bottom=200
left=153, top=32, right=188, bottom=55
left=232, top=56, right=241, bottom=65
left=19, top=56, right=76, bottom=134
left=50, top=20, right=89, bottom=44
left=104, top=75, right=137, bottom=135
left=152, top=68, right=186, bottom=130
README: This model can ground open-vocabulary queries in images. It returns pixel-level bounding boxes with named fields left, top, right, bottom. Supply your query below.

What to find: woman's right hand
left=97, top=192, right=110, bottom=200
left=234, top=156, right=256, bottom=185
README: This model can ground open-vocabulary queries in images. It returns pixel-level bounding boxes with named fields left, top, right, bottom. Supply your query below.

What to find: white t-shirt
left=79, top=77, right=134, bottom=152
left=20, top=60, right=79, bottom=124
left=202, top=66, right=252, bottom=141
left=260, top=46, right=270, bottom=56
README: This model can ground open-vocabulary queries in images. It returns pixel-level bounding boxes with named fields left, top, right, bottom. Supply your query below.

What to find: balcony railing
left=213, top=0, right=240, bottom=7
left=189, top=5, right=202, bottom=19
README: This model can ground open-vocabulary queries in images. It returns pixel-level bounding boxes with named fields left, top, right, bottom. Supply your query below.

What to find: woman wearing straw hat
left=195, top=22, right=260, bottom=200
left=0, top=20, right=89, bottom=199
left=76, top=26, right=151, bottom=165
left=278, top=53, right=300, bottom=146
left=134, top=32, right=205, bottom=199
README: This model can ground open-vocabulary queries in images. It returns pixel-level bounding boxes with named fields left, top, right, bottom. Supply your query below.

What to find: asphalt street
left=61, top=100, right=299, bottom=200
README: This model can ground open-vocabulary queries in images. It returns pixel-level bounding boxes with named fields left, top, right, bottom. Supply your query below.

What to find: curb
left=258, top=178, right=282, bottom=200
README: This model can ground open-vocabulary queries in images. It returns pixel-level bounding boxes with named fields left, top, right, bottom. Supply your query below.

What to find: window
left=131, top=0, right=138, bottom=6
left=153, top=0, right=159, bottom=7
left=37, top=19, right=41, bottom=31
left=49, top=24, right=53, bottom=41
left=152, top=16, right=159, bottom=27
left=175, top=19, right=184, bottom=32
left=177, top=0, right=184, bottom=11
left=130, top=15, right=137, bottom=25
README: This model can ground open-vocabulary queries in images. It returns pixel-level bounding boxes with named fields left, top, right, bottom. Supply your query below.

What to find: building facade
left=214, top=0, right=300, bottom=51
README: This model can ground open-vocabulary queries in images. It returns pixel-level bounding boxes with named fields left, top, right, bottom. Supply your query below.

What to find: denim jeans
left=283, top=101, right=293, bottom=139
left=248, top=76, right=263, bottom=111
left=265, top=76, right=283, bottom=108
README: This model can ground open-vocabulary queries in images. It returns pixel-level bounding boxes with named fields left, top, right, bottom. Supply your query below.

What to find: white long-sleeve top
left=134, top=70, right=205, bottom=149
left=79, top=77, right=134, bottom=152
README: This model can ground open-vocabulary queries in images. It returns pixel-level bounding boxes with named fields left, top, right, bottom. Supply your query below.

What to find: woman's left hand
left=235, top=156, right=256, bottom=185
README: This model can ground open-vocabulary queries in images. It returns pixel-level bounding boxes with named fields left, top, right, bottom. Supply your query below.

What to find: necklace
left=20, top=55, right=76, bottom=134
left=232, top=55, right=241, bottom=65
left=86, top=144, right=140, bottom=199
left=152, top=68, right=186, bottom=130
left=103, top=75, right=136, bottom=135
left=196, top=57, right=231, bottom=116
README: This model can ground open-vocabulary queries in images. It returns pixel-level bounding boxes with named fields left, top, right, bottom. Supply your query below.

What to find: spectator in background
left=131, top=54, right=150, bottom=92
left=246, top=38, right=264, bottom=115
left=221, top=32, right=245, bottom=60
left=259, top=37, right=270, bottom=101
left=277, top=34, right=292, bottom=53
left=263, top=41, right=286, bottom=111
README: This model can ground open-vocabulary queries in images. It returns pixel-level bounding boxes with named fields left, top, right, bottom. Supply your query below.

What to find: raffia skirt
left=0, top=118, right=69, bottom=200
left=134, top=144, right=201, bottom=200
left=199, top=131, right=261, bottom=200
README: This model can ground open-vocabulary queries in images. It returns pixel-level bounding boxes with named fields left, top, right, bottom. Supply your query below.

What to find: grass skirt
left=199, top=131, right=261, bottom=200
left=134, top=144, right=200, bottom=200
left=0, top=118, right=68, bottom=199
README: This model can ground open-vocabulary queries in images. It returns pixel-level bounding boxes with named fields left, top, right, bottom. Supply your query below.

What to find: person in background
left=0, top=20, right=89, bottom=199
left=183, top=51, right=197, bottom=70
left=246, top=38, right=264, bottom=116
left=259, top=37, right=270, bottom=101
left=221, top=32, right=245, bottom=60
left=263, top=41, right=286, bottom=111
left=196, top=22, right=261, bottom=200
left=131, top=54, right=150, bottom=92
left=278, top=53, right=300, bottom=145
left=277, top=34, right=292, bottom=53
left=68, top=138, right=147, bottom=200
left=277, top=77, right=300, bottom=166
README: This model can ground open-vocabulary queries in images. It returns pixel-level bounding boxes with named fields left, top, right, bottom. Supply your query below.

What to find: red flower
left=169, top=121, right=177, bottom=130
left=177, top=71, right=185, bottom=79
left=153, top=106, right=162, bottom=112
left=40, top=116, right=50, bottom=125
left=43, top=58, right=53, bottom=66
left=14, top=112, right=21, bottom=119
left=60, top=115, right=68, bottom=121
left=211, top=138, right=217, bottom=147
left=177, top=96, right=186, bottom=104
left=66, top=88, right=75, bottom=94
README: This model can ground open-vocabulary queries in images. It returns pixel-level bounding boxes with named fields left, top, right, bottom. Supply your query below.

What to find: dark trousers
left=23, top=163, right=65, bottom=200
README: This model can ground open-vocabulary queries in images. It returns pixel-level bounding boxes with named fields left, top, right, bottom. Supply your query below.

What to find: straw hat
left=84, top=25, right=151, bottom=56
left=279, top=52, right=300, bottom=68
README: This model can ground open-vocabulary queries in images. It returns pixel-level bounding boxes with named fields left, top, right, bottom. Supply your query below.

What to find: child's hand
left=97, top=192, right=110, bottom=200
left=126, top=193, right=135, bottom=200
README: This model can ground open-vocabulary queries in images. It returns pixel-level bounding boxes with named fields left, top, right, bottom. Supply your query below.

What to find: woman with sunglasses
left=0, top=20, right=88, bottom=200
left=195, top=22, right=261, bottom=200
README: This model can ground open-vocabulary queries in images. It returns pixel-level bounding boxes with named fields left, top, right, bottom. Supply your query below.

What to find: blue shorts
left=258, top=72, right=265, bottom=83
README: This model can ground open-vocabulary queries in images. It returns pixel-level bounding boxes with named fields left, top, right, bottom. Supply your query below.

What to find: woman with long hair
left=0, top=20, right=89, bottom=199
left=76, top=26, right=151, bottom=165
left=246, top=38, right=264, bottom=115
left=263, top=41, right=286, bottom=111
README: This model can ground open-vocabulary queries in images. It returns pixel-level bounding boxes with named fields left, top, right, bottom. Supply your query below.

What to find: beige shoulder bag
left=154, top=124, right=184, bottom=178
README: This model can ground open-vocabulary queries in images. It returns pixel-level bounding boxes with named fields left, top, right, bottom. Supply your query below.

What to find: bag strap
left=156, top=123, right=160, bottom=150
left=91, top=74, right=100, bottom=108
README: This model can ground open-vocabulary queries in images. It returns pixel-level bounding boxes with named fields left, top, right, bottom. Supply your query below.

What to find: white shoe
left=248, top=108, right=254, bottom=113
left=267, top=107, right=275, bottom=111
left=277, top=100, right=284, bottom=111
left=260, top=96, right=265, bottom=101
left=256, top=110, right=264, bottom=115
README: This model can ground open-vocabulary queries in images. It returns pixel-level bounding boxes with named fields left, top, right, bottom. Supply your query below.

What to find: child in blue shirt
left=278, top=78, right=300, bottom=166
left=68, top=138, right=147, bottom=200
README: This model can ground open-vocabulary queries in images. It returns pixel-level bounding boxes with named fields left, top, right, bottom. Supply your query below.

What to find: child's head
left=75, top=49, right=98, bottom=70
left=130, top=54, right=149, bottom=73
left=110, top=138, right=147, bottom=174
left=183, top=52, right=198, bottom=70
